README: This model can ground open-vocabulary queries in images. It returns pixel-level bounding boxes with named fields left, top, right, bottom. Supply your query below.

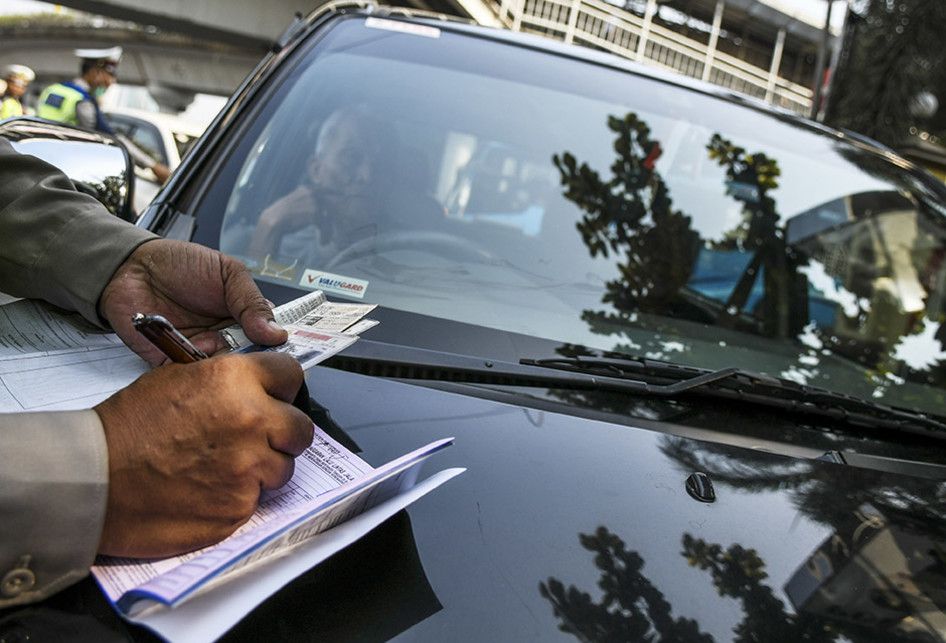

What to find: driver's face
left=309, top=120, right=380, bottom=199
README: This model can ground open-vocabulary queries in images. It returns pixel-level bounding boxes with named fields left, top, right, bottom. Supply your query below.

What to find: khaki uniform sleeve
left=0, top=133, right=155, bottom=605
left=0, top=136, right=157, bottom=324
left=0, top=410, right=109, bottom=606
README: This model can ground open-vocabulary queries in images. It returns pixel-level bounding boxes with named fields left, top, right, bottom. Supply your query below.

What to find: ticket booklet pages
left=221, top=290, right=377, bottom=350
left=92, top=427, right=461, bottom=616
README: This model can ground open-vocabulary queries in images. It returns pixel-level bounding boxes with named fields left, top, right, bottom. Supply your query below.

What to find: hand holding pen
left=90, top=239, right=313, bottom=558
left=132, top=312, right=311, bottom=413
left=93, top=344, right=314, bottom=557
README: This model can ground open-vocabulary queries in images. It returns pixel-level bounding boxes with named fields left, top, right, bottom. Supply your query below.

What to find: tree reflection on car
left=541, top=513, right=946, bottom=643
left=534, top=112, right=946, bottom=640
left=551, top=111, right=946, bottom=414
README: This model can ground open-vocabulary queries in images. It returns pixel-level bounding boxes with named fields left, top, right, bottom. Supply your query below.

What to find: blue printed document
left=91, top=427, right=462, bottom=640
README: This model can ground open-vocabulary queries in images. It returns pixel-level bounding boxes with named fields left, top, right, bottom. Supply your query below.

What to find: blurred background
left=2, top=0, right=944, bottom=179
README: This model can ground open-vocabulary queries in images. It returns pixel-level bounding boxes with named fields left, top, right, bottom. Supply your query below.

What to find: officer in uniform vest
left=37, top=47, right=121, bottom=131
left=38, top=47, right=170, bottom=183
left=0, top=65, right=35, bottom=119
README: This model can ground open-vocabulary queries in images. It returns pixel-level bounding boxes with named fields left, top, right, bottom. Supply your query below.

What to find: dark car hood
left=220, top=360, right=946, bottom=643
left=13, top=313, right=940, bottom=642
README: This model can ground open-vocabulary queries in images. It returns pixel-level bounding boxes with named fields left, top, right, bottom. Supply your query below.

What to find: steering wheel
left=322, top=230, right=499, bottom=271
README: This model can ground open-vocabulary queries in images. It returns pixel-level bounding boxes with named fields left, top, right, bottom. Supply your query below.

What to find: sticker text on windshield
left=299, top=269, right=369, bottom=300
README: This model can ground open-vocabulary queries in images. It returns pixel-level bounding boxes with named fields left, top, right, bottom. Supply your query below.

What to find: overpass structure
left=0, top=19, right=259, bottom=111
left=53, top=0, right=498, bottom=44
left=1, top=0, right=834, bottom=114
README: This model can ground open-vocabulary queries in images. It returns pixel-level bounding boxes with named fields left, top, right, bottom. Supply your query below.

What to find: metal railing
left=489, top=0, right=813, bottom=114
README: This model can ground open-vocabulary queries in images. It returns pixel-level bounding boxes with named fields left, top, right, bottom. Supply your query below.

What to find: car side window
left=106, top=115, right=168, bottom=165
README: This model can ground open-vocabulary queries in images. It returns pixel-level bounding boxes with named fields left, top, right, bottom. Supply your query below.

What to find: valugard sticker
left=299, top=269, right=368, bottom=299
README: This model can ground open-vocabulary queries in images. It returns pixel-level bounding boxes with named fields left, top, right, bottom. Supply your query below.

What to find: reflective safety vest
left=0, top=96, right=23, bottom=119
left=36, top=83, right=86, bottom=126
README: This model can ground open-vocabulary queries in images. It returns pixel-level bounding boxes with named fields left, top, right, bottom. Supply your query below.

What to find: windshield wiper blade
left=523, top=358, right=749, bottom=395
left=520, top=355, right=946, bottom=437
left=323, top=340, right=946, bottom=439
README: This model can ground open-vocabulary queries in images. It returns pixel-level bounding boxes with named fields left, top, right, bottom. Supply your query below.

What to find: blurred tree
left=75, top=173, right=128, bottom=218
left=825, top=0, right=946, bottom=147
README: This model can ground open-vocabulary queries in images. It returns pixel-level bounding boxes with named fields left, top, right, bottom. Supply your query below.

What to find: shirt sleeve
left=74, top=100, right=98, bottom=131
left=0, top=410, right=109, bottom=607
left=0, top=137, right=157, bottom=325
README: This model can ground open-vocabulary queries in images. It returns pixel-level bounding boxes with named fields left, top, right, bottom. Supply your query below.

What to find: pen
left=132, top=313, right=208, bottom=363
left=132, top=313, right=311, bottom=413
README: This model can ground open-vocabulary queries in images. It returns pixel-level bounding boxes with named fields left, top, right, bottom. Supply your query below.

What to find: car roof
left=103, top=106, right=205, bottom=138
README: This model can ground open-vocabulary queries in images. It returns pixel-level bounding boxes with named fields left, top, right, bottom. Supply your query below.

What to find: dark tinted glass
left=194, top=17, right=946, bottom=416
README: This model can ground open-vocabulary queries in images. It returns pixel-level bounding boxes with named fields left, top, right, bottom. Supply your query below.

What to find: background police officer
left=0, top=65, right=35, bottom=119
left=37, top=47, right=171, bottom=183
left=37, top=46, right=120, bottom=131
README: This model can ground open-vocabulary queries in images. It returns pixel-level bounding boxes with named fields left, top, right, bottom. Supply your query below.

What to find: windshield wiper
left=521, top=354, right=946, bottom=437
left=323, top=340, right=946, bottom=439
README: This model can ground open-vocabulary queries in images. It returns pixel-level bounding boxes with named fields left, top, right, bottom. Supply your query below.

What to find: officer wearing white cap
left=37, top=47, right=121, bottom=131
left=0, top=64, right=35, bottom=119
left=37, top=47, right=171, bottom=183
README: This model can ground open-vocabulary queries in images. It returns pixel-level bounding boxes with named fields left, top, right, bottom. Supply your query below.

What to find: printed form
left=222, top=291, right=376, bottom=348
left=0, top=299, right=148, bottom=411
left=92, top=432, right=457, bottom=615
left=92, top=425, right=374, bottom=599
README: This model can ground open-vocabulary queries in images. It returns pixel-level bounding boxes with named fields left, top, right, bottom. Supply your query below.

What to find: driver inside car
left=247, top=106, right=386, bottom=263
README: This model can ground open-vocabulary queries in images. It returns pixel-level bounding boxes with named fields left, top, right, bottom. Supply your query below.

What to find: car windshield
left=208, top=16, right=946, bottom=417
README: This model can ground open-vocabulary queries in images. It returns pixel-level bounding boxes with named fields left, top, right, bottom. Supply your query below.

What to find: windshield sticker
left=365, top=17, right=440, bottom=39
left=255, top=255, right=299, bottom=282
left=299, top=269, right=369, bottom=299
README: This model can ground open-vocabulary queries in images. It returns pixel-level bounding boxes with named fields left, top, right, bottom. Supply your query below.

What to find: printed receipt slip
left=93, top=425, right=463, bottom=620
left=220, top=289, right=378, bottom=351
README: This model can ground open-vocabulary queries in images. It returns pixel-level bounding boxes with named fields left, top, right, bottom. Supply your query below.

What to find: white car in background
left=103, top=106, right=205, bottom=212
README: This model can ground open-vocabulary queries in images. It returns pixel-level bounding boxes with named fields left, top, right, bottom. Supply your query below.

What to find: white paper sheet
left=221, top=293, right=375, bottom=349
left=238, top=325, right=356, bottom=369
left=296, top=302, right=377, bottom=333
left=0, top=296, right=364, bottom=413
left=0, top=300, right=148, bottom=412
left=128, top=467, right=465, bottom=643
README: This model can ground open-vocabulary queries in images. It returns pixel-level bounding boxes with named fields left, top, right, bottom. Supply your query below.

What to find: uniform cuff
left=0, top=409, right=109, bottom=606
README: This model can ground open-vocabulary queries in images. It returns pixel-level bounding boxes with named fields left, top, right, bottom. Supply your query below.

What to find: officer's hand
left=99, top=238, right=287, bottom=366
left=93, top=352, right=313, bottom=557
